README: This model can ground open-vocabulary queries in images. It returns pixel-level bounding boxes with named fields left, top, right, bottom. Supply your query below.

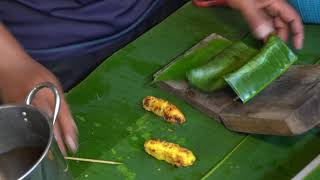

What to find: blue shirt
left=0, top=0, right=159, bottom=60
left=1, top=0, right=318, bottom=61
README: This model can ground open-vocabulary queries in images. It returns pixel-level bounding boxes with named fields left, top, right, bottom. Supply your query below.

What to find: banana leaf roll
left=186, top=42, right=258, bottom=91
left=154, top=36, right=232, bottom=81
left=224, top=35, right=298, bottom=103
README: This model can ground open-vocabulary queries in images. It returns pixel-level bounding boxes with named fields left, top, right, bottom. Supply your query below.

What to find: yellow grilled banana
left=142, top=96, right=186, bottom=124
left=144, top=139, right=196, bottom=167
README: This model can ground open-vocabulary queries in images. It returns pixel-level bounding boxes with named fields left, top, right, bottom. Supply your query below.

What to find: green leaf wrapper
left=224, top=35, right=298, bottom=103
left=186, top=42, right=258, bottom=91
left=154, top=36, right=232, bottom=81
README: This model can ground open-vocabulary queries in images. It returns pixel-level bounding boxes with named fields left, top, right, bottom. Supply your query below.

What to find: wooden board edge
left=285, top=75, right=320, bottom=135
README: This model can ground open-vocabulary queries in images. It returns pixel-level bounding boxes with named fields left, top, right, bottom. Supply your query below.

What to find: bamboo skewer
left=65, top=156, right=122, bottom=165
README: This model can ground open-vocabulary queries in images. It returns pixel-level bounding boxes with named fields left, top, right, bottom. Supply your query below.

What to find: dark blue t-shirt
left=0, top=0, right=158, bottom=60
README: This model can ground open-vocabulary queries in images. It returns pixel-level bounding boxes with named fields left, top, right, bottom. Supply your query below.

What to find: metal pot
left=0, top=82, right=73, bottom=180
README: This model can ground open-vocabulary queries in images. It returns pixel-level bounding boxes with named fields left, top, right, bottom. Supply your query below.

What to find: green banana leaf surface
left=293, top=25, right=320, bottom=65
left=66, top=3, right=320, bottom=180
left=186, top=41, right=258, bottom=91
left=225, top=35, right=298, bottom=103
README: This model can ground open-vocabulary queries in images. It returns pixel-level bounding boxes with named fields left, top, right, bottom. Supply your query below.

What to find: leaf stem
left=201, top=135, right=249, bottom=180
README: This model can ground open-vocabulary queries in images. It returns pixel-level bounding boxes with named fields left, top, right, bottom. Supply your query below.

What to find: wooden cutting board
left=155, top=34, right=320, bottom=136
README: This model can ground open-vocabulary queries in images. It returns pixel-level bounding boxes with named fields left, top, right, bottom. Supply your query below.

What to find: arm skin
left=0, top=23, right=78, bottom=154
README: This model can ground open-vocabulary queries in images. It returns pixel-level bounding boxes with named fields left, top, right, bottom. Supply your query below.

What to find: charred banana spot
left=143, top=97, right=152, bottom=107
left=163, top=112, right=170, bottom=121
left=174, top=116, right=183, bottom=124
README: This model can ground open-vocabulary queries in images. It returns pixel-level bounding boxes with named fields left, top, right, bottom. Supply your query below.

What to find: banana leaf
left=224, top=35, right=298, bottom=103
left=154, top=36, right=232, bottom=81
left=66, top=3, right=320, bottom=180
left=186, top=42, right=258, bottom=91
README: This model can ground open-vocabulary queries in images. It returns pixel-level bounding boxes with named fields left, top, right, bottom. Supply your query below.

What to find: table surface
left=66, top=2, right=320, bottom=180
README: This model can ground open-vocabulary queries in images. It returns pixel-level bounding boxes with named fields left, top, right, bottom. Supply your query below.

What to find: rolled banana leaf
left=154, top=36, right=232, bottom=81
left=224, top=35, right=298, bottom=103
left=186, top=42, right=258, bottom=92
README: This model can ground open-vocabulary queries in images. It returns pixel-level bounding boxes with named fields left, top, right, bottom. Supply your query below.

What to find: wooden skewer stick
left=65, top=156, right=122, bottom=165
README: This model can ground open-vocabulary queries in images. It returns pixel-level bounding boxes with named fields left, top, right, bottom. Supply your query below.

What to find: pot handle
left=25, top=82, right=61, bottom=125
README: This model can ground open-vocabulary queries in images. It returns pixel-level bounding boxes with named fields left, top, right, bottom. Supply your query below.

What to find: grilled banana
left=143, top=96, right=185, bottom=124
left=144, top=139, right=196, bottom=167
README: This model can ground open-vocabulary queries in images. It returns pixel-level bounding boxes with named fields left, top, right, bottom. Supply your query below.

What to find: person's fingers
left=29, top=83, right=78, bottom=154
left=240, top=5, right=275, bottom=40
left=31, top=94, right=68, bottom=155
left=30, top=88, right=52, bottom=114
left=256, top=0, right=275, bottom=9
left=54, top=122, right=67, bottom=155
left=273, top=17, right=289, bottom=42
left=47, top=82, right=78, bottom=154
left=266, top=1, right=304, bottom=49
left=58, top=98, right=78, bottom=153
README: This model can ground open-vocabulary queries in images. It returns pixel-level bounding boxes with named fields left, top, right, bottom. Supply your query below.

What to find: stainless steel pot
left=0, top=82, right=73, bottom=180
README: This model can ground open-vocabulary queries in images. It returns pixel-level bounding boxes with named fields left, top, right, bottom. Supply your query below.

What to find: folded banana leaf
left=186, top=42, right=258, bottom=91
left=154, top=36, right=232, bottom=81
left=224, top=35, right=298, bottom=103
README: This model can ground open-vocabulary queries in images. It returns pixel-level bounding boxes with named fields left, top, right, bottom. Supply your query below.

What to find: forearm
left=0, top=24, right=36, bottom=71
left=0, top=24, right=77, bottom=153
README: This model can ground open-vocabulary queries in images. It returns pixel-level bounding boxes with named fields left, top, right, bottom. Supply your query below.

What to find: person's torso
left=0, top=0, right=156, bottom=51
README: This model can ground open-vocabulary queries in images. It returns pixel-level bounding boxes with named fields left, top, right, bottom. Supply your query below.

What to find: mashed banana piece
left=143, top=96, right=185, bottom=124
left=144, top=139, right=196, bottom=167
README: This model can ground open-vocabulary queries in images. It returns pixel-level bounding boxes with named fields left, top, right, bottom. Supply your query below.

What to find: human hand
left=226, top=0, right=304, bottom=49
left=0, top=58, right=78, bottom=155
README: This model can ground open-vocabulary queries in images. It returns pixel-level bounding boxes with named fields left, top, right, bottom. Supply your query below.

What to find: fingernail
left=54, top=134, right=67, bottom=155
left=254, top=23, right=275, bottom=39
left=66, top=135, right=78, bottom=153
left=70, top=116, right=79, bottom=134
left=61, top=149, right=67, bottom=156
left=296, top=39, right=303, bottom=50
